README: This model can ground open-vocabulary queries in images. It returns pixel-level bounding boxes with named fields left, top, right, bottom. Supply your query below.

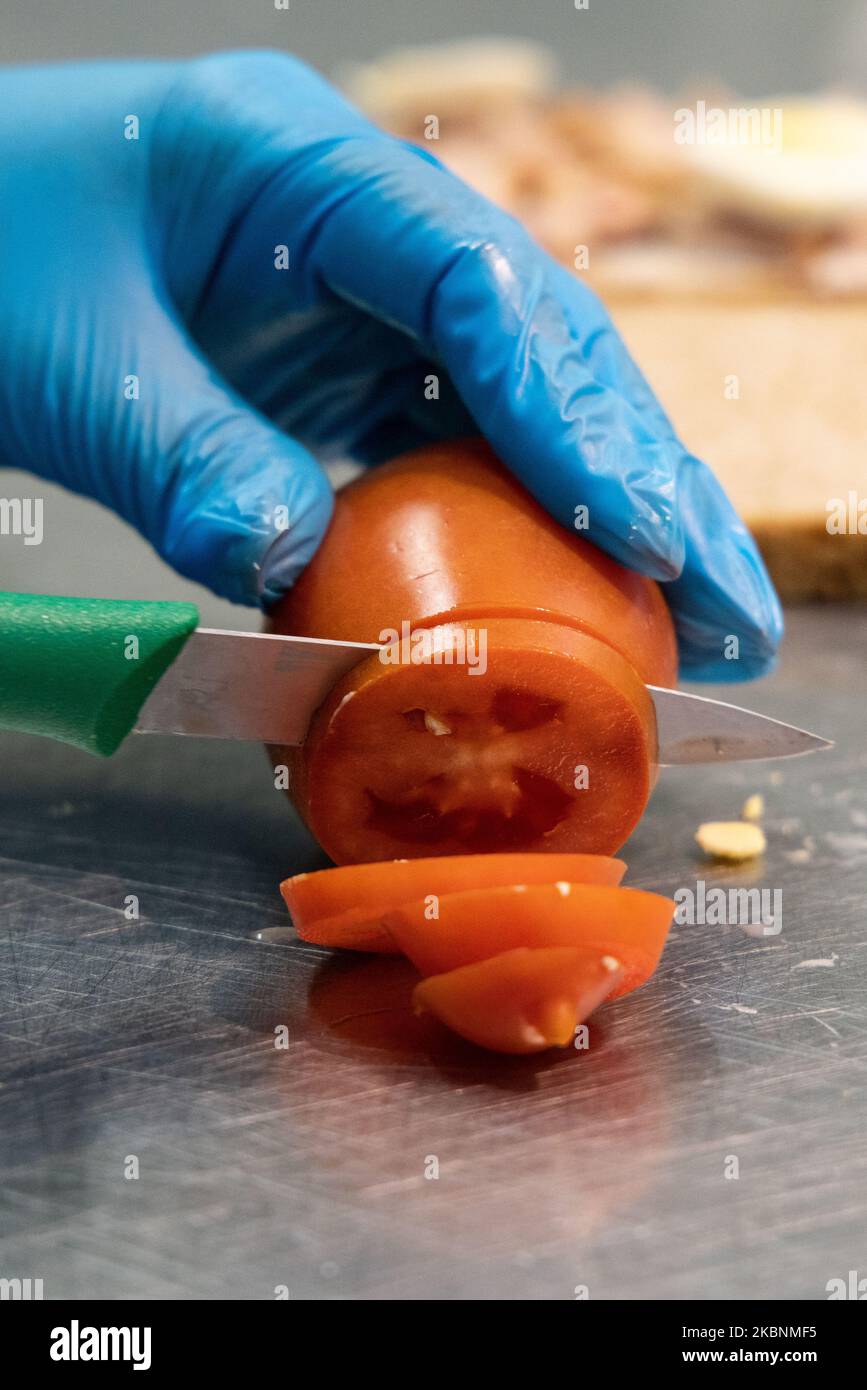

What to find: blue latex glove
left=0, top=52, right=782, bottom=680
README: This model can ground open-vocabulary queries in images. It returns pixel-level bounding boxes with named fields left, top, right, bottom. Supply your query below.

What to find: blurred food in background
left=347, top=40, right=867, bottom=602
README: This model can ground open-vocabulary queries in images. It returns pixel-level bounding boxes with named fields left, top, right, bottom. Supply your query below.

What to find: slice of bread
left=611, top=297, right=867, bottom=600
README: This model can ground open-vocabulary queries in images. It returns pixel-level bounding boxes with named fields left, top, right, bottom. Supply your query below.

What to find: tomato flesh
left=385, top=882, right=675, bottom=999
left=413, top=947, right=624, bottom=1054
left=281, top=852, right=626, bottom=952
left=278, top=619, right=658, bottom=864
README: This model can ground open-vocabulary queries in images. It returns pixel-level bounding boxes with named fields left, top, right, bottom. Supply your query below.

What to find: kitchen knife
left=0, top=592, right=832, bottom=763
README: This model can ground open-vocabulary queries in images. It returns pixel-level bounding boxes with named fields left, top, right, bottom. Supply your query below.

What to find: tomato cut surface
left=281, top=852, right=626, bottom=953
left=276, top=619, right=659, bottom=864
left=385, top=882, right=674, bottom=999
left=413, top=947, right=624, bottom=1054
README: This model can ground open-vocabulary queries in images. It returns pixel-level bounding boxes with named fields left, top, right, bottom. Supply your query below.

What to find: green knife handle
left=0, top=592, right=198, bottom=756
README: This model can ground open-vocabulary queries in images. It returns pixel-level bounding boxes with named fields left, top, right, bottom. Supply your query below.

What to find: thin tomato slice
left=413, top=947, right=624, bottom=1054
left=278, top=619, right=659, bottom=864
left=280, top=853, right=626, bottom=953
left=385, top=882, right=674, bottom=998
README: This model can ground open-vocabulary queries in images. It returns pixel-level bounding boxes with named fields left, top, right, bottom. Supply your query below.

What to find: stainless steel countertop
left=1, top=606, right=865, bottom=1300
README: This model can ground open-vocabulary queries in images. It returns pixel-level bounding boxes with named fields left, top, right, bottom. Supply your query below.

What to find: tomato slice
left=412, top=947, right=624, bottom=1054
left=277, top=618, right=658, bottom=864
left=281, top=852, right=626, bottom=953
left=385, top=882, right=674, bottom=999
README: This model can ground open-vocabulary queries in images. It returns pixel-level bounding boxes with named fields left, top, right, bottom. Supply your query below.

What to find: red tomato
left=413, top=947, right=624, bottom=1054
left=270, top=441, right=677, bottom=864
left=281, top=852, right=626, bottom=952
left=385, top=882, right=674, bottom=999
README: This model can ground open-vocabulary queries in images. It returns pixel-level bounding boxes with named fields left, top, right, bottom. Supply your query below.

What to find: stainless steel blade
left=135, top=629, right=380, bottom=744
left=649, top=685, right=833, bottom=765
left=136, top=627, right=833, bottom=762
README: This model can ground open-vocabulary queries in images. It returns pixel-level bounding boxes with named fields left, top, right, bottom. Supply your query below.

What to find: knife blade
left=648, top=685, right=833, bottom=765
left=135, top=627, right=833, bottom=764
left=135, top=628, right=381, bottom=745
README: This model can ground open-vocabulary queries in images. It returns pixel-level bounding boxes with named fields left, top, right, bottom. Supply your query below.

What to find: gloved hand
left=0, top=51, right=782, bottom=680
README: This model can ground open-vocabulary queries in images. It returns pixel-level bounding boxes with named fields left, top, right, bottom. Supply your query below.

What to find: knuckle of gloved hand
left=153, top=50, right=329, bottom=166
left=171, top=48, right=362, bottom=146
left=181, top=49, right=318, bottom=103
left=153, top=49, right=372, bottom=225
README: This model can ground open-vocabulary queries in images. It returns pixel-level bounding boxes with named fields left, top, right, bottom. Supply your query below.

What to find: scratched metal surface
left=0, top=606, right=865, bottom=1301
